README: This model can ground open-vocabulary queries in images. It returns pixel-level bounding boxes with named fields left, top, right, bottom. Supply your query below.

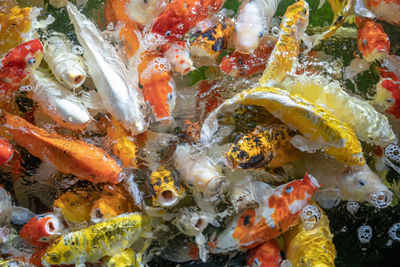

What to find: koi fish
left=138, top=50, right=175, bottom=124
left=0, top=7, right=31, bottom=54
left=43, top=34, right=86, bottom=89
left=3, top=113, right=123, bottom=184
left=147, top=166, right=186, bottom=207
left=283, top=203, right=336, bottom=266
left=67, top=3, right=149, bottom=134
left=19, top=213, right=64, bottom=247
left=0, top=39, right=43, bottom=94
left=246, top=239, right=282, bottom=267
left=42, top=213, right=147, bottom=266
left=356, top=17, right=390, bottom=62
left=214, top=173, right=319, bottom=251
left=125, top=0, right=168, bottom=25
left=106, top=248, right=143, bottom=267
left=191, top=17, right=234, bottom=60
left=374, top=68, right=400, bottom=119
left=151, top=0, right=225, bottom=41
left=161, top=41, right=194, bottom=75
left=0, top=138, right=13, bottom=166
left=225, top=124, right=299, bottom=169
left=220, top=38, right=275, bottom=78
left=365, top=0, right=400, bottom=25
left=259, top=0, right=309, bottom=86
left=319, top=0, right=352, bottom=41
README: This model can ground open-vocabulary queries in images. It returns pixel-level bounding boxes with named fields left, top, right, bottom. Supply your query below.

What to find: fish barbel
left=259, top=0, right=309, bottom=86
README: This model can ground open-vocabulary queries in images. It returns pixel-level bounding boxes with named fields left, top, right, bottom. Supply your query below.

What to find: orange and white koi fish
left=214, top=173, right=319, bottom=251
left=161, top=41, right=194, bottom=75
left=374, top=68, right=400, bottom=119
left=151, top=0, right=225, bottom=41
left=191, top=17, right=235, bottom=60
left=246, top=239, right=282, bottom=267
left=0, top=39, right=43, bottom=94
left=138, top=50, right=175, bottom=124
left=19, top=213, right=64, bottom=247
left=356, top=17, right=390, bottom=62
left=259, top=0, right=309, bottom=86
left=4, top=113, right=123, bottom=184
left=365, top=0, right=400, bottom=25
left=0, top=138, right=13, bottom=166
left=126, top=0, right=168, bottom=25
left=220, top=38, right=275, bottom=77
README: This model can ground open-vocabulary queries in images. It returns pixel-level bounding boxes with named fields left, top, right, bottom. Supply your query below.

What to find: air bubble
left=346, top=201, right=359, bottom=214
left=358, top=225, right=372, bottom=244
left=300, top=204, right=321, bottom=229
left=72, top=45, right=84, bottom=55
left=19, top=85, right=34, bottom=92
left=385, top=143, right=400, bottom=164
left=107, top=22, right=114, bottom=31
left=388, top=223, right=400, bottom=242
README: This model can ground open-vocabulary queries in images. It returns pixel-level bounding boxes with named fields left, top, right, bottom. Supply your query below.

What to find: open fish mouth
left=369, top=191, right=393, bottom=208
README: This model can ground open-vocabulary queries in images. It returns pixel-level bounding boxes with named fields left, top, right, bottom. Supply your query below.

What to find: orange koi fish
left=151, top=0, right=225, bottom=41
left=365, top=0, right=400, bottom=25
left=259, top=0, right=309, bottom=86
left=3, top=113, right=123, bottom=184
left=19, top=213, right=64, bottom=247
left=138, top=50, right=175, bottom=124
left=215, top=173, right=319, bottom=251
left=220, top=38, right=275, bottom=77
left=356, top=17, right=390, bottom=62
left=0, top=39, right=43, bottom=94
left=161, top=41, right=194, bottom=75
left=375, top=68, right=400, bottom=118
left=246, top=239, right=282, bottom=267
left=0, top=138, right=13, bottom=166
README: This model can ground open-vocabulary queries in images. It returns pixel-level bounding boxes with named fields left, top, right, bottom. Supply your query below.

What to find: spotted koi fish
left=42, top=213, right=147, bottom=266
left=151, top=0, right=225, bottom=41
left=190, top=17, right=235, bottom=60
left=147, top=166, right=186, bottom=207
left=365, top=0, right=400, bottom=25
left=0, top=138, right=13, bottom=166
left=225, top=124, right=299, bottom=169
left=19, top=213, right=64, bottom=247
left=246, top=239, right=282, bottom=267
left=0, top=39, right=43, bottom=94
left=214, top=173, right=320, bottom=251
left=356, top=17, right=390, bottom=62
left=259, top=0, right=309, bottom=86
left=3, top=113, right=123, bottom=184
left=138, top=50, right=175, bottom=124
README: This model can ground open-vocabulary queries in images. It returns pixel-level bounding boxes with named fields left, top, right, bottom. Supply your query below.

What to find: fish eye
left=49, top=253, right=60, bottom=263
left=165, top=31, right=171, bottom=37
left=27, top=58, right=36, bottom=65
left=358, top=179, right=366, bottom=186
left=285, top=186, right=293, bottom=193
left=302, top=8, right=307, bottom=14
left=362, top=39, right=368, bottom=46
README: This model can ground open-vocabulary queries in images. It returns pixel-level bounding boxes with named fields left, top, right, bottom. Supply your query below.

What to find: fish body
left=374, top=68, right=400, bottom=118
left=162, top=41, right=194, bottom=75
left=365, top=0, right=400, bottom=25
left=322, top=0, right=352, bottom=39
left=147, top=166, right=186, bottom=207
left=356, top=17, right=390, bottom=62
left=67, top=3, right=148, bottom=134
left=42, top=213, right=146, bottom=266
left=138, top=50, right=175, bottom=124
left=19, top=213, right=64, bottom=247
left=283, top=203, right=336, bottom=266
left=0, top=39, right=43, bottom=94
left=43, top=34, right=86, bottom=89
left=4, top=113, right=123, bottom=184
left=215, top=173, right=320, bottom=251
left=259, top=0, right=309, bottom=86
left=0, top=138, right=13, bottom=166
left=246, top=239, right=282, bottom=267
left=106, top=248, right=143, bottom=267
left=31, top=70, right=91, bottom=131
left=191, top=17, right=235, bottom=60
left=225, top=124, right=298, bottom=169
left=151, top=0, right=225, bottom=41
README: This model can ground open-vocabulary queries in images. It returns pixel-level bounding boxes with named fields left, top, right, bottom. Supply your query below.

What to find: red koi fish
left=0, top=138, right=13, bottom=166
left=138, top=50, right=175, bottom=124
left=214, top=173, right=319, bottom=251
left=19, top=213, right=64, bottom=247
left=375, top=68, right=400, bottom=118
left=151, top=0, right=224, bottom=41
left=356, top=17, right=390, bottom=62
left=365, top=0, right=400, bottom=25
left=0, top=39, right=43, bottom=94
left=246, top=239, right=282, bottom=267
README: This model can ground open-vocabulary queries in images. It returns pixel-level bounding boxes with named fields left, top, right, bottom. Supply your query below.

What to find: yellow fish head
left=284, top=0, right=310, bottom=30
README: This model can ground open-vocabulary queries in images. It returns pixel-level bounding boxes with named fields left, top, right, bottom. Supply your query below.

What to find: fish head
left=0, top=138, right=13, bottom=165
left=375, top=78, right=400, bottom=117
left=1, top=39, right=43, bottom=71
left=149, top=166, right=184, bottom=207
left=42, top=233, right=79, bottom=266
left=338, top=164, right=392, bottom=208
left=357, top=21, right=390, bottom=62
left=283, top=0, right=309, bottom=33
left=225, top=133, right=272, bottom=169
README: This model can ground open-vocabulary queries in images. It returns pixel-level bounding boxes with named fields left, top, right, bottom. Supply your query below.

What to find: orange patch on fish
left=246, top=239, right=282, bottom=267
left=196, top=80, right=223, bottom=120
left=0, top=138, right=13, bottom=166
left=356, top=18, right=389, bottom=62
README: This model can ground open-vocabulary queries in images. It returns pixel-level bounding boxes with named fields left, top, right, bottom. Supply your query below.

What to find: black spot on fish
left=164, top=176, right=170, bottom=184
left=212, top=38, right=225, bottom=52
left=238, top=150, right=248, bottom=160
left=202, top=29, right=216, bottom=41
left=243, top=215, right=250, bottom=226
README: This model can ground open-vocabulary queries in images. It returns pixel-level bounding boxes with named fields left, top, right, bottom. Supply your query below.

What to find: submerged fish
left=4, top=113, right=123, bottom=184
left=151, top=0, right=224, bottom=41
left=0, top=39, right=43, bottom=94
left=246, top=239, right=282, bottom=267
left=365, top=0, right=400, bottom=25
left=225, top=124, right=299, bottom=169
left=125, top=0, right=168, bottom=25
left=42, top=213, right=146, bottom=266
left=319, top=0, right=352, bottom=41
left=259, top=0, right=309, bottom=86
left=374, top=67, right=400, bottom=119
left=356, top=17, right=390, bottom=62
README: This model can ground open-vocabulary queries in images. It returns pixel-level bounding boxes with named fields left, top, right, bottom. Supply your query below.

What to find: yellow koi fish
left=106, top=248, right=143, bottom=267
left=259, top=0, right=309, bottom=86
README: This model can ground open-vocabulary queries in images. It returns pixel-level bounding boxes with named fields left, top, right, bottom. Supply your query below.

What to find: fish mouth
left=159, top=189, right=179, bottom=207
left=369, top=191, right=393, bottom=208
